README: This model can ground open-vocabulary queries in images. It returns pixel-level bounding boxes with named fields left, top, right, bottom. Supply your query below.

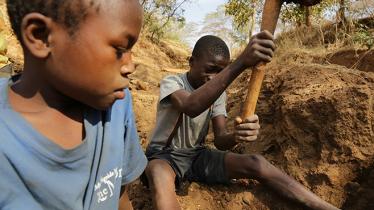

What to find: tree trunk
left=248, top=0, right=258, bottom=39
left=305, top=6, right=311, bottom=26
left=249, top=12, right=255, bottom=37
left=337, top=0, right=346, bottom=24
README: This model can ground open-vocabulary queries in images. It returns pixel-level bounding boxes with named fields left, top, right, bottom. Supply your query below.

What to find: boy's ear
left=21, top=13, right=53, bottom=58
left=189, top=56, right=194, bottom=67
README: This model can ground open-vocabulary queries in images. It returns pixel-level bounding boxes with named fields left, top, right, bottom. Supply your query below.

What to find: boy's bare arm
left=169, top=58, right=247, bottom=117
left=212, top=115, right=261, bottom=151
left=170, top=31, right=275, bottom=117
left=212, top=116, right=237, bottom=150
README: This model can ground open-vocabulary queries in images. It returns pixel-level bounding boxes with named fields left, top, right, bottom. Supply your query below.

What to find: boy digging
left=145, top=34, right=340, bottom=210
left=0, top=0, right=146, bottom=209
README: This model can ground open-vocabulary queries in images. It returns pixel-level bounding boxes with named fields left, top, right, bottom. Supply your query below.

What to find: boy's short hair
left=192, top=35, right=230, bottom=60
left=6, top=0, right=97, bottom=42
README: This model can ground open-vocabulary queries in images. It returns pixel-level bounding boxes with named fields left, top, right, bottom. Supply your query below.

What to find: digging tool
left=240, top=0, right=321, bottom=120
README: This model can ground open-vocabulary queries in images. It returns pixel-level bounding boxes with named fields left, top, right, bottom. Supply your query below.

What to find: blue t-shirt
left=0, top=78, right=147, bottom=210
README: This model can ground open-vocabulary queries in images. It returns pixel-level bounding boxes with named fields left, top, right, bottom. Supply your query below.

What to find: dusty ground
left=0, top=2, right=373, bottom=209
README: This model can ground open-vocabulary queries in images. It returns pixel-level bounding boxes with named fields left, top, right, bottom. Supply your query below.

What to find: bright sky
left=183, top=0, right=226, bottom=24
left=182, top=0, right=226, bottom=47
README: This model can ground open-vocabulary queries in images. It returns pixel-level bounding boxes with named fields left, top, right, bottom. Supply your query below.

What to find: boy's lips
left=113, top=80, right=129, bottom=99
left=114, top=89, right=125, bottom=99
left=114, top=84, right=127, bottom=99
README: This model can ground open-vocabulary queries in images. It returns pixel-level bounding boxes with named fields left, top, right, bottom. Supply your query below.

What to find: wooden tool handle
left=241, top=64, right=266, bottom=119
left=240, top=0, right=282, bottom=120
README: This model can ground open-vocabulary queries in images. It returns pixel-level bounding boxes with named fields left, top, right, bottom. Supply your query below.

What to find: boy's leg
left=145, top=159, right=181, bottom=210
left=224, top=153, right=340, bottom=210
left=118, top=186, right=134, bottom=210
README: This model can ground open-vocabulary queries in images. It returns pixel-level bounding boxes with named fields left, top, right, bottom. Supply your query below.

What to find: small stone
left=242, top=197, right=250, bottom=206
left=136, top=81, right=149, bottom=91
left=224, top=192, right=230, bottom=201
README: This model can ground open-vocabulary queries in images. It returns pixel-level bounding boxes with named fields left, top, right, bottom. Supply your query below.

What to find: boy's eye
left=206, top=67, right=221, bottom=74
left=114, top=46, right=130, bottom=59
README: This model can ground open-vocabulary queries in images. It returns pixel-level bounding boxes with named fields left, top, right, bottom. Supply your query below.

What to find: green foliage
left=352, top=24, right=374, bottom=49
left=280, top=4, right=304, bottom=26
left=141, top=0, right=190, bottom=41
left=225, top=0, right=349, bottom=31
left=225, top=0, right=255, bottom=29
left=224, top=0, right=265, bottom=37
left=280, top=0, right=336, bottom=26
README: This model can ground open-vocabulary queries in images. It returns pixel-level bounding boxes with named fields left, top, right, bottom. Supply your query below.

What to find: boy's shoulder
left=158, top=73, right=190, bottom=101
left=160, top=73, right=188, bottom=89
left=0, top=77, right=8, bottom=90
left=0, top=77, right=9, bottom=111
left=162, top=73, right=185, bottom=82
left=0, top=113, right=20, bottom=159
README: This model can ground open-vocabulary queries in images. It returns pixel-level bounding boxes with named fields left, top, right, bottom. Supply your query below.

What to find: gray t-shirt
left=148, top=73, right=227, bottom=150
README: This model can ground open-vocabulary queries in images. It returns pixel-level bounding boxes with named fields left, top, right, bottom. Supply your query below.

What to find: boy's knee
left=243, top=154, right=268, bottom=178
left=145, top=160, right=176, bottom=187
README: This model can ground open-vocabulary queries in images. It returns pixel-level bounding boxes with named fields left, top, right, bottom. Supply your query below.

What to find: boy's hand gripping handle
left=241, top=0, right=282, bottom=119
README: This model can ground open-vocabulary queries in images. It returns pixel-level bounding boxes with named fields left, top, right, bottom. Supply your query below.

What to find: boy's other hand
left=234, top=115, right=260, bottom=142
left=238, top=30, right=275, bottom=68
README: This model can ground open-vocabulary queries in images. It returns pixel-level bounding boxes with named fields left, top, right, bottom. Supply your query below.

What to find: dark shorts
left=145, top=147, right=230, bottom=188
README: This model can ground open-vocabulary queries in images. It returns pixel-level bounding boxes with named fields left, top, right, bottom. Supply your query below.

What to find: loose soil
left=327, top=49, right=374, bottom=73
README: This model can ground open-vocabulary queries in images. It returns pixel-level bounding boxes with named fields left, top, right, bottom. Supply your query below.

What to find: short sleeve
left=121, top=90, right=147, bottom=185
left=211, top=91, right=227, bottom=118
left=159, top=75, right=184, bottom=104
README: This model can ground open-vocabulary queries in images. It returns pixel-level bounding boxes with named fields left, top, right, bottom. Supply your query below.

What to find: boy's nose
left=120, top=55, right=135, bottom=76
left=207, top=74, right=215, bottom=81
left=120, top=62, right=135, bottom=76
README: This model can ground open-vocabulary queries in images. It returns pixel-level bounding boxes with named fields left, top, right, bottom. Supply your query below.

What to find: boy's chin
left=81, top=92, right=126, bottom=110
left=92, top=104, right=111, bottom=111
left=85, top=99, right=115, bottom=111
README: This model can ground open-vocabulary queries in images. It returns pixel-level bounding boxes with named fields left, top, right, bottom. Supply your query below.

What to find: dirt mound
left=326, top=49, right=374, bottom=72
left=276, top=17, right=374, bottom=51
left=223, top=51, right=374, bottom=209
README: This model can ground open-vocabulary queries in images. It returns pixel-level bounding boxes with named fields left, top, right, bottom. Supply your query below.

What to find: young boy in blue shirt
left=145, top=35, right=340, bottom=210
left=0, top=0, right=146, bottom=209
